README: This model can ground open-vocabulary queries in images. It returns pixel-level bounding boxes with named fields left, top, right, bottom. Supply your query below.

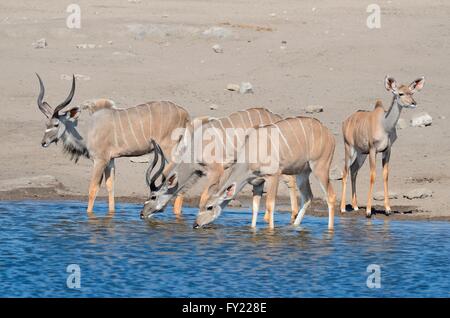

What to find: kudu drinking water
left=194, top=116, right=336, bottom=230
left=340, top=76, right=425, bottom=217
left=36, top=74, right=190, bottom=214
left=140, top=108, right=299, bottom=224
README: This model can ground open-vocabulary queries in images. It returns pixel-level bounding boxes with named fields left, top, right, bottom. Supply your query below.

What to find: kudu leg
left=313, top=161, right=336, bottom=230
left=382, top=149, right=391, bottom=215
left=87, top=159, right=108, bottom=214
left=350, top=153, right=367, bottom=212
left=264, top=175, right=279, bottom=229
left=104, top=159, right=115, bottom=213
left=340, top=143, right=352, bottom=213
left=282, top=175, right=299, bottom=223
left=293, top=171, right=313, bottom=226
left=366, top=149, right=377, bottom=218
left=251, top=183, right=264, bottom=228
left=173, top=195, right=184, bottom=215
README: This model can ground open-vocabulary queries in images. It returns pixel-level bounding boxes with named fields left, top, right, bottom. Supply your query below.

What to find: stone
left=226, top=83, right=240, bottom=91
left=373, top=191, right=398, bottom=201
left=212, top=44, right=223, bottom=53
left=305, top=105, right=324, bottom=114
left=209, top=104, right=219, bottom=110
left=239, top=82, right=253, bottom=94
left=396, top=118, right=408, bottom=129
left=403, top=188, right=432, bottom=200
left=32, top=38, right=47, bottom=49
left=410, top=112, right=432, bottom=127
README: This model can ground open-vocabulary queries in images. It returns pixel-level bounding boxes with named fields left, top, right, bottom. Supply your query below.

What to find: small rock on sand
left=212, top=44, right=223, bottom=53
left=373, top=191, right=398, bottom=201
left=32, top=38, right=47, bottom=49
left=239, top=82, right=253, bottom=94
left=210, top=104, right=219, bottom=110
left=410, top=112, right=432, bottom=127
left=403, top=188, right=432, bottom=200
left=226, top=83, right=240, bottom=91
left=305, top=105, right=324, bottom=114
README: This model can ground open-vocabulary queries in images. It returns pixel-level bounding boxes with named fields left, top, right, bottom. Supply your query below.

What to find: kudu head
left=194, top=162, right=252, bottom=229
left=385, top=75, right=425, bottom=109
left=36, top=74, right=80, bottom=147
left=140, top=140, right=179, bottom=219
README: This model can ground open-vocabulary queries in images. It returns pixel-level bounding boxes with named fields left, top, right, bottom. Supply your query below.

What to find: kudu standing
left=340, top=76, right=425, bottom=217
left=140, top=108, right=299, bottom=225
left=194, top=116, right=336, bottom=230
left=36, top=74, right=190, bottom=214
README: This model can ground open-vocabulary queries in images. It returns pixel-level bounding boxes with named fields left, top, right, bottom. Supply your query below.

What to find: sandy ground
left=0, top=0, right=449, bottom=220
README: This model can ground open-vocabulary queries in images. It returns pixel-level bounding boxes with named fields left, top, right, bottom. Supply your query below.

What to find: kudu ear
left=167, top=173, right=178, bottom=189
left=384, top=75, right=398, bottom=93
left=223, top=183, right=237, bottom=200
left=409, top=77, right=425, bottom=93
left=58, top=105, right=81, bottom=122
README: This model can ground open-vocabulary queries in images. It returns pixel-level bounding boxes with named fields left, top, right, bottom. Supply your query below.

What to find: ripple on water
left=0, top=200, right=449, bottom=297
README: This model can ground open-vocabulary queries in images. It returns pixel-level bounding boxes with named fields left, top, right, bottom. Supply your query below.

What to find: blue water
left=0, top=200, right=449, bottom=297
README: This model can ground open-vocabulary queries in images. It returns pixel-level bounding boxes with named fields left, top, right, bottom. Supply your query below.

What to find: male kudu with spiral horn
left=35, top=74, right=190, bottom=215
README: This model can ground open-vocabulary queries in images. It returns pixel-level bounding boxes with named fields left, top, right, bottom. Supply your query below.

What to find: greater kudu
left=35, top=74, right=190, bottom=214
left=340, top=76, right=425, bottom=217
left=140, top=108, right=299, bottom=224
left=194, top=116, right=336, bottom=230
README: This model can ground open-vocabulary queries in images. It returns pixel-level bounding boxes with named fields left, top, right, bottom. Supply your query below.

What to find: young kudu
left=140, top=108, right=299, bottom=224
left=35, top=74, right=190, bottom=215
left=340, top=76, right=425, bottom=217
left=194, top=116, right=336, bottom=230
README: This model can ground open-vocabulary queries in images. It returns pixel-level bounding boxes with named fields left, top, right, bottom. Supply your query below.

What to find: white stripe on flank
left=146, top=103, right=153, bottom=138
left=227, top=117, right=242, bottom=146
left=218, top=119, right=232, bottom=148
left=256, top=109, right=263, bottom=125
left=237, top=112, right=246, bottom=127
left=126, top=109, right=141, bottom=148
left=117, top=110, right=130, bottom=148
left=274, top=123, right=294, bottom=157
left=136, top=106, right=148, bottom=143
left=285, top=119, right=301, bottom=149
left=246, top=110, right=254, bottom=127
left=111, top=111, right=119, bottom=148
left=298, top=118, right=309, bottom=160
left=318, top=123, right=323, bottom=155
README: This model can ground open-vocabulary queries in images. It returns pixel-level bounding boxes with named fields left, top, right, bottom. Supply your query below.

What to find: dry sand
left=0, top=0, right=449, bottom=220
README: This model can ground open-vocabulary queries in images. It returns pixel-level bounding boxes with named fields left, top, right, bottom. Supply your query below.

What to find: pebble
left=32, top=38, right=47, bottom=49
left=226, top=83, right=240, bottom=91
left=305, top=105, right=324, bottom=114
left=239, top=82, right=253, bottom=94
left=410, top=112, right=432, bottom=127
left=212, top=44, right=223, bottom=53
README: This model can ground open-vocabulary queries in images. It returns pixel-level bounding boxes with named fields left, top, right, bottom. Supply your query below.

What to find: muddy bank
left=1, top=184, right=447, bottom=222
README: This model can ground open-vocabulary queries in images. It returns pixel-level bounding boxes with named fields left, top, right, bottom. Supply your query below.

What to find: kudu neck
left=382, top=95, right=402, bottom=132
